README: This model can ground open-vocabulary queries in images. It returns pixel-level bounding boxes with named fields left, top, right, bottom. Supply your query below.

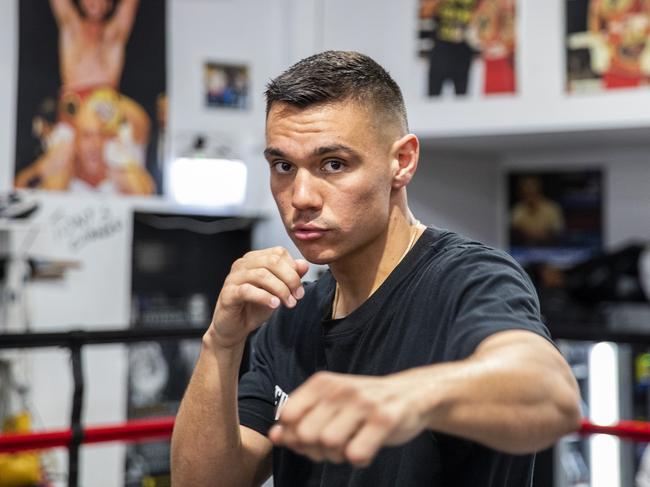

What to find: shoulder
left=421, top=228, right=519, bottom=268
left=418, top=228, right=535, bottom=294
left=419, top=231, right=548, bottom=359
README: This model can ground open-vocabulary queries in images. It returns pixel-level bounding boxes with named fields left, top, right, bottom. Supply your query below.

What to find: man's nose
left=291, top=169, right=323, bottom=211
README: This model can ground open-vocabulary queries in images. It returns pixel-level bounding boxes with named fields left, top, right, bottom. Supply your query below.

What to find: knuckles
left=320, top=432, right=345, bottom=450
left=270, top=246, right=287, bottom=256
left=369, top=407, right=399, bottom=430
left=295, top=424, right=319, bottom=445
left=310, top=370, right=334, bottom=387
left=230, top=247, right=295, bottom=278
left=348, top=452, right=372, bottom=468
left=230, top=257, right=245, bottom=272
left=254, top=267, right=270, bottom=281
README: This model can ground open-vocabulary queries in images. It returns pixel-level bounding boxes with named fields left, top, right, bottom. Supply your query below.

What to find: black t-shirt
left=238, top=227, right=552, bottom=487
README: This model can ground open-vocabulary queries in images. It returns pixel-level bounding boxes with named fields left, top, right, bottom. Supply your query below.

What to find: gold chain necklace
left=331, top=222, right=421, bottom=319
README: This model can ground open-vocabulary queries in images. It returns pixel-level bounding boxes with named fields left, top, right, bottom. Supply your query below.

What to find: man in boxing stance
left=171, top=51, right=582, bottom=486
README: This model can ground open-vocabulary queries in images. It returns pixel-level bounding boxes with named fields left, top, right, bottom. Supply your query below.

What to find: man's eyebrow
left=263, top=144, right=361, bottom=160
left=263, top=147, right=286, bottom=159
left=310, top=144, right=360, bottom=158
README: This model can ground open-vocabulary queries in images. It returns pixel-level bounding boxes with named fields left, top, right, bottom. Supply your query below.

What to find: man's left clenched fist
left=268, top=371, right=428, bottom=467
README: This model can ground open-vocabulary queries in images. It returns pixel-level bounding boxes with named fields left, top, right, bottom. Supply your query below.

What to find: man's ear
left=390, top=134, right=419, bottom=189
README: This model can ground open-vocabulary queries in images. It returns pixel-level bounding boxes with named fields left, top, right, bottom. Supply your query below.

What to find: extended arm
left=415, top=330, right=580, bottom=453
left=270, top=330, right=581, bottom=465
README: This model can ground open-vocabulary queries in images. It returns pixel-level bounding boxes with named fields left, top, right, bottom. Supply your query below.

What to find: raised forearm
left=171, top=330, right=250, bottom=486
left=49, top=0, right=77, bottom=24
left=172, top=248, right=307, bottom=484
left=111, top=0, right=139, bottom=40
left=588, top=0, right=603, bottom=33
left=409, top=332, right=581, bottom=453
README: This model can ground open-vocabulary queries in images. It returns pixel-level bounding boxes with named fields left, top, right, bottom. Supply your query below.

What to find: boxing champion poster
left=507, top=169, right=603, bottom=267
left=567, top=0, right=650, bottom=93
left=14, top=0, right=167, bottom=195
left=417, top=0, right=518, bottom=97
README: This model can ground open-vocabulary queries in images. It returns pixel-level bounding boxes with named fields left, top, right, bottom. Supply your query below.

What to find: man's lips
left=292, top=225, right=329, bottom=241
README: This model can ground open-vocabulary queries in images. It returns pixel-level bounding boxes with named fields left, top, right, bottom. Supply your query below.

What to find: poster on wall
left=507, top=169, right=603, bottom=267
left=204, top=62, right=250, bottom=109
left=566, top=0, right=650, bottom=93
left=14, top=0, right=167, bottom=195
left=417, top=0, right=517, bottom=97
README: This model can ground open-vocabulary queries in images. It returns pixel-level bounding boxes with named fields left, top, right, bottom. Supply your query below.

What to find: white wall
left=410, top=148, right=501, bottom=247
left=1, top=0, right=650, bottom=485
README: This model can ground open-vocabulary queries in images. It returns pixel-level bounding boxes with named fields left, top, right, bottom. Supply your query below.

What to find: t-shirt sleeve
left=443, top=246, right=553, bottom=361
left=238, top=319, right=277, bottom=436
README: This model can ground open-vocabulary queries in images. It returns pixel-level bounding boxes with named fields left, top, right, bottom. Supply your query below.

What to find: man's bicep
left=241, top=425, right=273, bottom=487
left=473, top=329, right=572, bottom=383
left=472, top=329, right=580, bottom=414
left=474, top=329, right=558, bottom=358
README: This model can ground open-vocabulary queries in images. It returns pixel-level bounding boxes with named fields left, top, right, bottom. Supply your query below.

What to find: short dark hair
left=265, top=51, right=408, bottom=133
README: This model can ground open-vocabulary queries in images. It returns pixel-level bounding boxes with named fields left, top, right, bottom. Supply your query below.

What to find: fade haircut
left=265, top=51, right=409, bottom=134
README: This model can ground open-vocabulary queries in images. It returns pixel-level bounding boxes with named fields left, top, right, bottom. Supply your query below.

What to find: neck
left=76, top=162, right=108, bottom=187
left=330, top=206, right=422, bottom=319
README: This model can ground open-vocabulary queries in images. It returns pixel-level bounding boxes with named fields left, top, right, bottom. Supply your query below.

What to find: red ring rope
left=0, top=416, right=174, bottom=453
left=578, top=419, right=650, bottom=442
left=0, top=417, right=649, bottom=454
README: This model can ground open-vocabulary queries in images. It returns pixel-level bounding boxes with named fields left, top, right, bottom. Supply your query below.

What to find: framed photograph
left=566, top=0, right=650, bottom=93
left=507, top=169, right=603, bottom=267
left=203, top=62, right=249, bottom=109
left=417, top=0, right=517, bottom=97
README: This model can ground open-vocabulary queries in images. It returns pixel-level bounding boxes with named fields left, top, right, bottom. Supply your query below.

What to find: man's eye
left=273, top=161, right=294, bottom=174
left=323, top=160, right=344, bottom=173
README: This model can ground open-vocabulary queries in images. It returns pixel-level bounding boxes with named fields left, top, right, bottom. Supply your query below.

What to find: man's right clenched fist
left=209, top=247, right=310, bottom=349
